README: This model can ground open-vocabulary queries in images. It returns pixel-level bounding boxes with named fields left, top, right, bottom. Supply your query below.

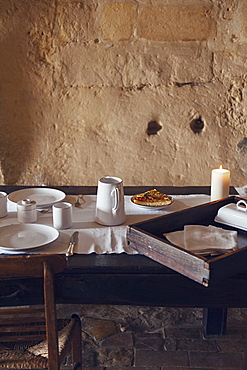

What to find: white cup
left=52, top=202, right=72, bottom=229
left=0, top=192, right=7, bottom=218
left=95, top=176, right=126, bottom=226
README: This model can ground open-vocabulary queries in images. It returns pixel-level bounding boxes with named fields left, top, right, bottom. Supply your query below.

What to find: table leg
left=203, top=307, right=227, bottom=335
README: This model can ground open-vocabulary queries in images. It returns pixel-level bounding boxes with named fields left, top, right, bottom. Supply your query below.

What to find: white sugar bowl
left=17, top=198, right=37, bottom=223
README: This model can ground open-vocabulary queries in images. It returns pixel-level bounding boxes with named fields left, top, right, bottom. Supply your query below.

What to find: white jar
left=17, top=199, right=37, bottom=223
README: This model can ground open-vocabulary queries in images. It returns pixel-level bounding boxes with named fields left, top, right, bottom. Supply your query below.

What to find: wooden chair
left=0, top=254, right=82, bottom=370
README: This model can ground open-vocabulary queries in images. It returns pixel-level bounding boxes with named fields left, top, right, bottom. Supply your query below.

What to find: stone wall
left=0, top=0, right=246, bottom=186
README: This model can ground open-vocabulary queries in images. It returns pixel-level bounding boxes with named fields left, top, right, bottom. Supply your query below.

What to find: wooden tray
left=126, top=196, right=247, bottom=287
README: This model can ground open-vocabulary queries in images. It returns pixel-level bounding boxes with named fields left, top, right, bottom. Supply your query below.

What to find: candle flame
left=219, top=165, right=223, bottom=170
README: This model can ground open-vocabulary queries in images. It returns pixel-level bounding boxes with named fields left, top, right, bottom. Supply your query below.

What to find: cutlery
left=37, top=208, right=51, bottom=213
left=66, top=231, right=79, bottom=257
left=74, top=194, right=85, bottom=208
left=193, top=248, right=234, bottom=256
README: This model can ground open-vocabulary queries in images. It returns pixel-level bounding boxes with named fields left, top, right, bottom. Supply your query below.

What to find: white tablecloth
left=0, top=194, right=211, bottom=255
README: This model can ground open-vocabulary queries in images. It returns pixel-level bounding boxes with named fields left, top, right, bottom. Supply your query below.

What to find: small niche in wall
left=190, top=116, right=205, bottom=134
left=146, top=121, right=163, bottom=135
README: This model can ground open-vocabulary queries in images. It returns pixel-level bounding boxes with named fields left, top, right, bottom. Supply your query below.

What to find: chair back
left=0, top=254, right=67, bottom=370
left=0, top=254, right=66, bottom=278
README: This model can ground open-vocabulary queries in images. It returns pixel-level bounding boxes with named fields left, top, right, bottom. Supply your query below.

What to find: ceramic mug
left=52, top=202, right=72, bottom=229
left=0, top=192, right=7, bottom=218
left=95, top=176, right=126, bottom=226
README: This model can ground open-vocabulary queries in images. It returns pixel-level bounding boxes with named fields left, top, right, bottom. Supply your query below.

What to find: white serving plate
left=0, top=224, right=59, bottom=251
left=8, top=188, right=66, bottom=208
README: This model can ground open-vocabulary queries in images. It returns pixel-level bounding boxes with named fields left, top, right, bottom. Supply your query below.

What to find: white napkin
left=184, top=225, right=238, bottom=252
left=236, top=185, right=247, bottom=197
left=165, top=225, right=238, bottom=255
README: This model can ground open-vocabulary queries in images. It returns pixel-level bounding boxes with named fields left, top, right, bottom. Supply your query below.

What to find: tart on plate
left=131, top=189, right=173, bottom=207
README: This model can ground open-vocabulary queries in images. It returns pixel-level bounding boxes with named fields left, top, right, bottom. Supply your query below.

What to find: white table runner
left=1, top=194, right=211, bottom=255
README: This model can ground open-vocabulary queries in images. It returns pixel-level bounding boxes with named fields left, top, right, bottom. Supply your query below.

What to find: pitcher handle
left=112, top=188, right=120, bottom=213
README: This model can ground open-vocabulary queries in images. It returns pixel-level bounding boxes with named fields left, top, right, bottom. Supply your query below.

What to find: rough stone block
left=241, top=0, right=247, bottom=38
left=168, top=43, right=213, bottom=83
left=216, top=338, right=245, bottom=353
left=165, top=327, right=203, bottom=339
left=81, top=318, right=118, bottom=341
left=134, top=332, right=164, bottom=350
left=189, top=351, right=244, bottom=368
left=135, top=350, right=189, bottom=367
left=60, top=2, right=97, bottom=42
left=139, top=4, right=216, bottom=41
left=60, top=41, right=212, bottom=88
left=176, top=338, right=218, bottom=352
left=59, top=43, right=173, bottom=87
left=101, top=3, right=137, bottom=41
left=101, top=333, right=133, bottom=348
left=98, top=348, right=133, bottom=367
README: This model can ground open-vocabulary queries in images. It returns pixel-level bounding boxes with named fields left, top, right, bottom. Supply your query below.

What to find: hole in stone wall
left=190, top=116, right=205, bottom=134
left=237, top=137, right=247, bottom=153
left=146, top=121, right=162, bottom=135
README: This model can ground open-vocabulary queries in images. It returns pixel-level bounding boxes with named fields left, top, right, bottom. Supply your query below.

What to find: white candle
left=211, top=165, right=230, bottom=201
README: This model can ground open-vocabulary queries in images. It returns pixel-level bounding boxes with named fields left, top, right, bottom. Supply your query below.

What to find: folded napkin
left=165, top=225, right=238, bottom=255
left=184, top=225, right=238, bottom=251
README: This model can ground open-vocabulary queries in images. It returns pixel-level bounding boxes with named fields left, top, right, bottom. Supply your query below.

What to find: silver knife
left=66, top=231, right=79, bottom=257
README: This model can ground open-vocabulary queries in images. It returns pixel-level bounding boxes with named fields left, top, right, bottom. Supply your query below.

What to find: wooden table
left=0, top=185, right=246, bottom=335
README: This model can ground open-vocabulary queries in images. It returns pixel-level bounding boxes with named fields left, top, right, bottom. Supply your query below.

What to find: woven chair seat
left=0, top=348, right=48, bottom=369
left=0, top=316, right=79, bottom=369
left=0, top=255, right=82, bottom=370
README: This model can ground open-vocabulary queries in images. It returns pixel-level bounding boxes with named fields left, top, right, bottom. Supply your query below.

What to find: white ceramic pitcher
left=95, top=176, right=126, bottom=226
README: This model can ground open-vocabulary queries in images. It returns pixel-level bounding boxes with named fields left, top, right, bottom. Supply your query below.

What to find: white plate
left=8, top=188, right=66, bottom=208
left=130, top=196, right=173, bottom=210
left=0, top=224, right=59, bottom=251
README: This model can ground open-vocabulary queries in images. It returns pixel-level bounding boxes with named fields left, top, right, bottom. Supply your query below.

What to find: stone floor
left=58, top=304, right=247, bottom=370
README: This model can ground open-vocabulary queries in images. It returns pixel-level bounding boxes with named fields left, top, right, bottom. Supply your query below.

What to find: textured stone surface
left=0, top=0, right=247, bottom=186
left=189, top=351, right=243, bottom=368
left=139, top=4, right=216, bottom=42
left=81, top=317, right=118, bottom=341
left=58, top=304, right=246, bottom=368
left=101, top=3, right=137, bottom=41
left=135, top=349, right=189, bottom=367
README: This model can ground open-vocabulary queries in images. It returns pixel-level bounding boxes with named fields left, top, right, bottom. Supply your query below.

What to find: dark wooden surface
left=0, top=185, right=246, bottom=323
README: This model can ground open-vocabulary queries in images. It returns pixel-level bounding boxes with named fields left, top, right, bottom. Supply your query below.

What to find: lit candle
left=211, top=165, right=230, bottom=201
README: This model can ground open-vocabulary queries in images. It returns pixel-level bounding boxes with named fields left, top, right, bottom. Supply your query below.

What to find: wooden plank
left=0, top=317, right=45, bottom=325
left=0, top=255, right=66, bottom=278
left=0, top=334, right=46, bottom=342
left=44, top=262, right=59, bottom=370
left=0, top=271, right=247, bottom=308
left=57, top=273, right=247, bottom=307
left=128, top=228, right=210, bottom=286
left=0, top=324, right=46, bottom=333
left=0, top=306, right=44, bottom=315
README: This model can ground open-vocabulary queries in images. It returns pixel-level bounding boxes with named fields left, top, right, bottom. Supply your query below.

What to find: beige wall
left=0, top=0, right=246, bottom=187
